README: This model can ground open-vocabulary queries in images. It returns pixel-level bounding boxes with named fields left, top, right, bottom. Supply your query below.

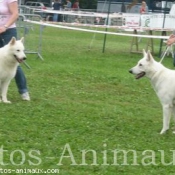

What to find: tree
left=71, top=0, right=97, bottom=9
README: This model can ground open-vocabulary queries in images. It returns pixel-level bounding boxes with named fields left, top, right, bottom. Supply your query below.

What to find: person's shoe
left=21, top=92, right=30, bottom=101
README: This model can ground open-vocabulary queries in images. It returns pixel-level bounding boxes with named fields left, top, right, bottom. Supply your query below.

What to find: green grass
left=1, top=26, right=175, bottom=175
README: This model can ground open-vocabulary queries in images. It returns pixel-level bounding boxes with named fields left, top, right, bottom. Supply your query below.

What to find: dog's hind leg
left=0, top=81, right=1, bottom=102
left=1, top=80, right=11, bottom=103
left=171, top=105, right=175, bottom=134
left=160, top=104, right=172, bottom=134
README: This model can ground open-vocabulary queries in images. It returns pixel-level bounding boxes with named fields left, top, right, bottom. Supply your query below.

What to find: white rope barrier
left=40, top=9, right=121, bottom=18
left=25, top=20, right=170, bottom=40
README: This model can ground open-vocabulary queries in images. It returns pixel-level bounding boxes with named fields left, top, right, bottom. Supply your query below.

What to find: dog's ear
left=142, top=49, right=147, bottom=57
left=147, top=50, right=153, bottom=62
left=20, top=37, right=24, bottom=43
left=9, top=37, right=16, bottom=45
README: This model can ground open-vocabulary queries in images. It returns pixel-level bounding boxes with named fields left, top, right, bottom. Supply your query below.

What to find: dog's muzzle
left=14, top=55, right=27, bottom=63
left=129, top=70, right=146, bottom=79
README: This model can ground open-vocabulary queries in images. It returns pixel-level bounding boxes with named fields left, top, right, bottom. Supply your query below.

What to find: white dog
left=129, top=49, right=175, bottom=134
left=0, top=37, right=26, bottom=103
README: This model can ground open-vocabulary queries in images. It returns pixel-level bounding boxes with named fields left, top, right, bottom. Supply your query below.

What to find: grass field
left=1, top=25, right=175, bottom=175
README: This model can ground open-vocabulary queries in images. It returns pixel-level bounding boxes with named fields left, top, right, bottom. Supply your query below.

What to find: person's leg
left=15, top=65, right=30, bottom=100
left=0, top=28, right=17, bottom=45
left=0, top=28, right=30, bottom=100
left=15, top=66, right=28, bottom=93
left=53, top=13, right=58, bottom=21
left=0, top=35, right=4, bottom=48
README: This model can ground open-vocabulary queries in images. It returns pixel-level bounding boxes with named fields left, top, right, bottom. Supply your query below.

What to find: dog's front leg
left=1, top=80, right=11, bottom=103
left=160, top=104, right=172, bottom=134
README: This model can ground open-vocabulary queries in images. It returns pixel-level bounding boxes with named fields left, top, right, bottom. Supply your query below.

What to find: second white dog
left=129, top=49, right=175, bottom=134
left=0, top=37, right=26, bottom=103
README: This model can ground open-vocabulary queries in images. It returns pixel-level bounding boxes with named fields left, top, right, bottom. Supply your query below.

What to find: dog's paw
left=160, top=129, right=168, bottom=134
left=2, top=100, right=11, bottom=104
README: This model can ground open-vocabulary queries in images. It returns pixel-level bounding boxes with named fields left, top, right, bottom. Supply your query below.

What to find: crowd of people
left=52, top=0, right=79, bottom=22
left=52, top=0, right=79, bottom=11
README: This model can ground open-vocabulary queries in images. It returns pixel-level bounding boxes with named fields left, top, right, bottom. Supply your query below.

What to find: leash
left=159, top=31, right=175, bottom=63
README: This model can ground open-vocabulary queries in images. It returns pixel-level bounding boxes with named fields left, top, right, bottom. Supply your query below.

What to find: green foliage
left=79, top=0, right=97, bottom=9
left=71, top=0, right=97, bottom=9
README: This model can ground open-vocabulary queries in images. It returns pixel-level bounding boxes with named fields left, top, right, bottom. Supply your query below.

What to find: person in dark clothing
left=53, top=0, right=61, bottom=22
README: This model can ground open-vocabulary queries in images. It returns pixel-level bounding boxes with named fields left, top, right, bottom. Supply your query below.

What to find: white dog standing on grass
left=129, top=49, right=175, bottom=134
left=0, top=37, right=26, bottom=103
